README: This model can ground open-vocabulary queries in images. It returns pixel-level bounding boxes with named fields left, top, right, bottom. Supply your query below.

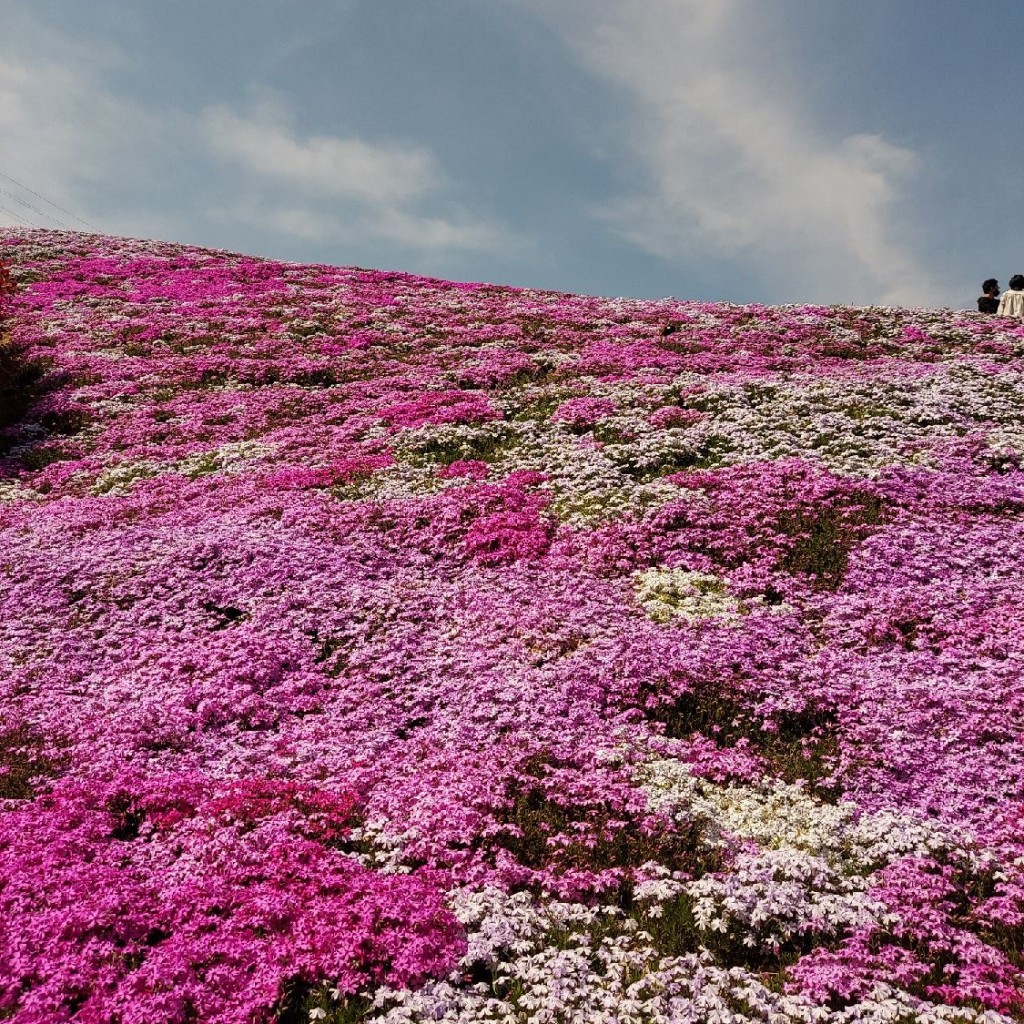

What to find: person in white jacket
left=997, top=275, right=1024, bottom=319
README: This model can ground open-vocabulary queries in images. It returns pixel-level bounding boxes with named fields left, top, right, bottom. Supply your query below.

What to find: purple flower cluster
left=3, top=229, right=1024, bottom=1021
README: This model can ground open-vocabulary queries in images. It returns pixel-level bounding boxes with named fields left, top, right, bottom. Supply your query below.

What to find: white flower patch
left=982, top=426, right=1024, bottom=460
left=631, top=759, right=993, bottom=965
left=174, top=439, right=277, bottom=478
left=846, top=809, right=978, bottom=872
left=0, top=478, right=38, bottom=504
left=389, top=415, right=683, bottom=523
left=638, top=759, right=975, bottom=873
left=90, top=459, right=162, bottom=495
left=88, top=440, right=277, bottom=495
left=686, top=847, right=890, bottom=949
left=378, top=358, right=1024, bottom=519
left=566, top=362, right=1024, bottom=480
left=633, top=567, right=743, bottom=624
left=631, top=862, right=689, bottom=913
left=353, top=885, right=1009, bottom=1024
left=390, top=420, right=516, bottom=470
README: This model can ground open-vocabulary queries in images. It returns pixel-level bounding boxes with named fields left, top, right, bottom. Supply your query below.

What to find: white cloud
left=200, top=100, right=507, bottom=253
left=518, top=0, right=939, bottom=305
left=208, top=193, right=506, bottom=256
left=200, top=103, right=442, bottom=203
left=0, top=11, right=506, bottom=258
left=371, top=207, right=503, bottom=251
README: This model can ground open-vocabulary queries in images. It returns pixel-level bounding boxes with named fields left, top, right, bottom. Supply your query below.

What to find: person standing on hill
left=997, top=275, right=1024, bottom=319
left=978, top=278, right=1000, bottom=313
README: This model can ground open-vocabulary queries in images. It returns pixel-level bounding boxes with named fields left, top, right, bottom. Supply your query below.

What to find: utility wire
left=0, top=201, right=36, bottom=228
left=0, top=168, right=100, bottom=232
left=0, top=185, right=71, bottom=230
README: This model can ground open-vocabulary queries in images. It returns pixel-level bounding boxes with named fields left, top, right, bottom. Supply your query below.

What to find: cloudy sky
left=1, top=1, right=1020, bottom=307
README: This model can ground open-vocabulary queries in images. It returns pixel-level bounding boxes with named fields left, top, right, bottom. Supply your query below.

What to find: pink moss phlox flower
left=457, top=349, right=534, bottom=388
left=790, top=857, right=1024, bottom=1014
left=265, top=452, right=394, bottom=490
left=0, top=775, right=463, bottom=1023
left=439, top=459, right=491, bottom=480
left=901, top=325, right=933, bottom=343
left=5, top=229, right=1024, bottom=1015
left=462, top=476, right=553, bottom=565
left=330, top=330, right=380, bottom=351
left=551, top=396, right=616, bottom=429
left=656, top=458, right=887, bottom=577
left=381, top=390, right=501, bottom=429
left=660, top=734, right=766, bottom=784
left=648, top=405, right=705, bottom=429
left=787, top=932, right=933, bottom=1005
left=464, top=508, right=553, bottom=565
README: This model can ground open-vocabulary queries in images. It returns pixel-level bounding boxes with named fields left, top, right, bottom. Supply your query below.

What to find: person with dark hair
left=978, top=278, right=1000, bottom=314
left=997, top=275, right=1024, bottom=319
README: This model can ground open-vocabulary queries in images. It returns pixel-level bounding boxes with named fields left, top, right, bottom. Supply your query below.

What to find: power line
left=0, top=184, right=71, bottom=230
left=0, top=201, right=36, bottom=228
left=0, top=168, right=100, bottom=232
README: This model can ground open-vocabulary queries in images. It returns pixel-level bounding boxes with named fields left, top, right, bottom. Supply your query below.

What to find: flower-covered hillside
left=2, top=229, right=1024, bottom=1023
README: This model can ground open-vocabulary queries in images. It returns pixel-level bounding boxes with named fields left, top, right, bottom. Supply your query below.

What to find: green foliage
left=0, top=331, right=45, bottom=437
left=648, top=682, right=841, bottom=800
left=275, top=982, right=372, bottom=1024
left=39, top=405, right=93, bottom=436
left=506, top=389, right=573, bottom=422
left=180, top=452, right=222, bottom=478
left=844, top=401, right=891, bottom=422
left=0, top=725, right=66, bottom=800
left=777, top=492, right=887, bottom=590
left=90, top=463, right=159, bottom=494
left=19, top=443, right=77, bottom=471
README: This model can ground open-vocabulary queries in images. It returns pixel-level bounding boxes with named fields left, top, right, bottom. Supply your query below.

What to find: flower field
left=2, top=229, right=1024, bottom=1023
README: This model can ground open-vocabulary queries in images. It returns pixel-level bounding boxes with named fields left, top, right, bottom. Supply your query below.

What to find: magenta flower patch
left=550, top=396, right=616, bottom=430
left=0, top=775, right=463, bottom=1023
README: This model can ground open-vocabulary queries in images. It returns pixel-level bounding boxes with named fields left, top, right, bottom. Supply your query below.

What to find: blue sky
left=1, top=1, right=1021, bottom=307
